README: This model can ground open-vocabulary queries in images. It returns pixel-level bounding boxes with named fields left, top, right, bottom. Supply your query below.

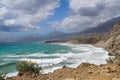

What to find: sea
left=0, top=42, right=109, bottom=77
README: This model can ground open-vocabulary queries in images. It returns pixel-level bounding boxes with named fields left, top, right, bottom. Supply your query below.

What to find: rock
left=96, top=21, right=120, bottom=56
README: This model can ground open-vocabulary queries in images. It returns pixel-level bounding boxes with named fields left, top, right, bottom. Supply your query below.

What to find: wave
left=55, top=43, right=109, bottom=64
left=0, top=43, right=109, bottom=77
left=0, top=62, right=16, bottom=67
left=2, top=43, right=109, bottom=66
left=6, top=72, right=18, bottom=78
left=2, top=52, right=74, bottom=67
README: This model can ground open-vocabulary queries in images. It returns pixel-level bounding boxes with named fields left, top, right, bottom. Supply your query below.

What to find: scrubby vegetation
left=0, top=72, right=6, bottom=80
left=106, top=57, right=115, bottom=64
left=16, top=61, right=42, bottom=75
left=106, top=56, right=120, bottom=64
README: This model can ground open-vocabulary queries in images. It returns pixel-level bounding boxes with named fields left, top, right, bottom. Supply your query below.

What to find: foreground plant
left=16, top=61, right=42, bottom=76
left=0, top=72, right=6, bottom=80
left=106, top=57, right=115, bottom=64
left=106, top=56, right=120, bottom=64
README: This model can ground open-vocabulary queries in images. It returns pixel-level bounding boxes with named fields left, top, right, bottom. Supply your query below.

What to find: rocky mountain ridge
left=96, top=22, right=120, bottom=56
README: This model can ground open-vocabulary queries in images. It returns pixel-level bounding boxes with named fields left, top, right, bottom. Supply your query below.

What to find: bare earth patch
left=6, top=62, right=120, bottom=80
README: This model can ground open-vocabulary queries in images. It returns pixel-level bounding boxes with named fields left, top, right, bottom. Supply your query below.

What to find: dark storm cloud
left=79, top=3, right=105, bottom=17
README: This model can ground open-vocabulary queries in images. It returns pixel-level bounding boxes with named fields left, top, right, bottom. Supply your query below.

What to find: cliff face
left=70, top=21, right=120, bottom=56
left=96, top=22, right=120, bottom=55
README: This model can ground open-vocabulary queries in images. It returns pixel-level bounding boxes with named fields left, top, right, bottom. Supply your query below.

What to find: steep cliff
left=96, top=22, right=120, bottom=55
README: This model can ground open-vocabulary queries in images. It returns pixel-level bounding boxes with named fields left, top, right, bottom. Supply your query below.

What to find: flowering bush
left=16, top=61, right=42, bottom=75
left=0, top=72, right=6, bottom=80
left=106, top=57, right=115, bottom=64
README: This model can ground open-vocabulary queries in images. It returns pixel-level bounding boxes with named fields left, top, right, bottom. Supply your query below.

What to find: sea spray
left=0, top=42, right=109, bottom=77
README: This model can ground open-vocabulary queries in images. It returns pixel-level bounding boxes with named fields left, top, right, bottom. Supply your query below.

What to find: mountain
left=43, top=31, right=68, bottom=40
left=6, top=17, right=120, bottom=42
left=72, top=17, right=120, bottom=35
left=96, top=22, right=120, bottom=55
left=15, top=34, right=44, bottom=42
left=15, top=31, right=68, bottom=42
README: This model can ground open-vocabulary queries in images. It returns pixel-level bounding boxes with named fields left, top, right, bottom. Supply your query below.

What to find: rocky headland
left=96, top=22, right=120, bottom=56
left=66, top=22, right=120, bottom=56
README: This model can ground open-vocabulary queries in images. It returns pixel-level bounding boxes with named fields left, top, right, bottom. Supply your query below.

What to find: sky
left=0, top=0, right=120, bottom=37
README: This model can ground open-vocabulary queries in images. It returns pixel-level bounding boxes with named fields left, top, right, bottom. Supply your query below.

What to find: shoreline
left=4, top=41, right=119, bottom=80
left=6, top=59, right=120, bottom=80
left=6, top=72, right=18, bottom=78
left=6, top=22, right=120, bottom=80
left=5, top=43, right=110, bottom=79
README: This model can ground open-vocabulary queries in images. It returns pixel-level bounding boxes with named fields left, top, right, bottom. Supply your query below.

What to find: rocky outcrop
left=68, top=21, right=120, bottom=56
left=6, top=62, right=120, bottom=80
left=96, top=22, right=120, bottom=55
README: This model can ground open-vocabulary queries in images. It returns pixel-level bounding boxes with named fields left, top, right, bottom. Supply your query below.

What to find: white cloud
left=52, top=0, right=120, bottom=31
left=0, top=7, right=8, bottom=19
left=51, top=14, right=93, bottom=31
left=69, top=0, right=102, bottom=11
left=0, top=0, right=60, bottom=32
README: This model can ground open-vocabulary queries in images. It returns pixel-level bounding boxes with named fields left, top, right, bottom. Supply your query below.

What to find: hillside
left=6, top=61, right=120, bottom=80
left=69, top=21, right=120, bottom=56
left=96, top=22, right=120, bottom=56
left=72, top=17, right=120, bottom=35
left=44, top=17, right=120, bottom=43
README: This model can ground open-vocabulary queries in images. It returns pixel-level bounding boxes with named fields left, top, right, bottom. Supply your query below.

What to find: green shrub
left=0, top=72, right=6, bottom=80
left=106, top=57, right=115, bottom=64
left=16, top=61, right=42, bottom=75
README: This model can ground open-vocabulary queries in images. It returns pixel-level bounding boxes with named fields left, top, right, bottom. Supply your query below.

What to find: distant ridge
left=15, top=31, right=68, bottom=42
left=16, top=16, right=120, bottom=42
left=2, top=17, right=120, bottom=42
left=72, top=17, right=120, bottom=35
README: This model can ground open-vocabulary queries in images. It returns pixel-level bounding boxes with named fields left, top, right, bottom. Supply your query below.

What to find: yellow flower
left=28, top=60, right=36, bottom=64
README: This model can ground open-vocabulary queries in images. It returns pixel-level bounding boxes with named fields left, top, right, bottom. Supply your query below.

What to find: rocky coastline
left=45, top=22, right=120, bottom=56
left=6, top=22, right=120, bottom=80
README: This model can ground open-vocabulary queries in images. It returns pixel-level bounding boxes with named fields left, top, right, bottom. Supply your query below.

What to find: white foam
left=57, top=43, right=109, bottom=65
left=42, top=66, right=62, bottom=73
left=6, top=72, right=18, bottom=78
left=0, top=53, right=46, bottom=58
left=1, top=52, right=74, bottom=58
left=38, top=43, right=109, bottom=74
left=3, top=43, right=109, bottom=77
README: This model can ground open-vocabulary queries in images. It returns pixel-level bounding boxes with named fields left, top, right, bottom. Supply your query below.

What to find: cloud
left=78, top=3, right=105, bottom=17
left=0, top=7, right=8, bottom=19
left=51, top=15, right=92, bottom=31
left=52, top=0, right=120, bottom=31
left=0, top=0, right=60, bottom=32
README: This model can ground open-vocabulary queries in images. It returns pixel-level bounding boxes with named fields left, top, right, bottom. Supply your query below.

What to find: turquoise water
left=0, top=42, right=71, bottom=73
left=0, top=42, right=109, bottom=76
